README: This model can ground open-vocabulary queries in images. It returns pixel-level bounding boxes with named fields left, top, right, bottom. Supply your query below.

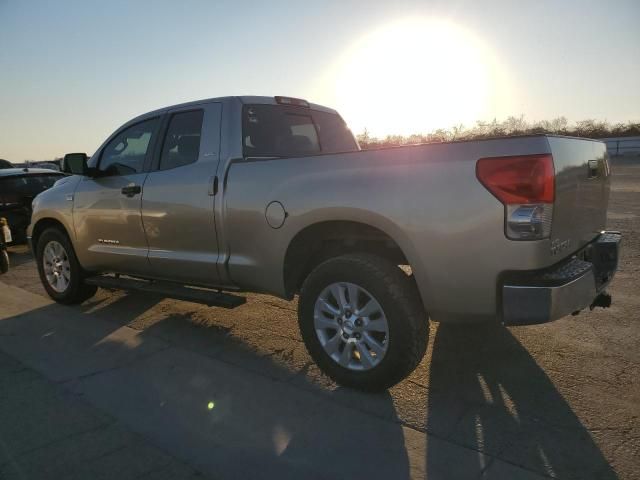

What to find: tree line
left=356, top=117, right=640, bottom=149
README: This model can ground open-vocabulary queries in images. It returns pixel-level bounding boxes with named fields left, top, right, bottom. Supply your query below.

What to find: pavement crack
left=405, top=378, right=428, bottom=389
left=259, top=300, right=297, bottom=313
left=477, top=455, right=496, bottom=478
left=58, top=345, right=172, bottom=385
left=0, top=421, right=114, bottom=469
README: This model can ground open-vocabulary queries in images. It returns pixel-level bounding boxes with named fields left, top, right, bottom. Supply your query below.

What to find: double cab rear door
left=72, top=102, right=223, bottom=286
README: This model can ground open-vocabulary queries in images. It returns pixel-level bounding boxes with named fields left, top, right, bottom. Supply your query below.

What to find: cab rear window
left=243, top=104, right=358, bottom=157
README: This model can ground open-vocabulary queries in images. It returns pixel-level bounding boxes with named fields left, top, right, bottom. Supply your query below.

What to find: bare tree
left=357, top=117, right=640, bottom=150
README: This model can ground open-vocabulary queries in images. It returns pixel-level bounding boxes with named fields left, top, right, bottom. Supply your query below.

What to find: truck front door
left=73, top=117, right=159, bottom=276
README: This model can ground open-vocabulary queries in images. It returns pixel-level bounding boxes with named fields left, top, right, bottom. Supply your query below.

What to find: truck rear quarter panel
left=224, top=135, right=557, bottom=323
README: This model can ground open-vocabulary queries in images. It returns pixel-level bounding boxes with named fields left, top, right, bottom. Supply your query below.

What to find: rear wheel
left=298, top=253, right=429, bottom=391
left=36, top=228, right=97, bottom=304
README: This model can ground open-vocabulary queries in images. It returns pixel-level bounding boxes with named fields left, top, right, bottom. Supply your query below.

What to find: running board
left=84, top=275, right=246, bottom=309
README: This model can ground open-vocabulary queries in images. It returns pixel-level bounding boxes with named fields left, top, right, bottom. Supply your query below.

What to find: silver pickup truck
left=28, top=96, right=621, bottom=391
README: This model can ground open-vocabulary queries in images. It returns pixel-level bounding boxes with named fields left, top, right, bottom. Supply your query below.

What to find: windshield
left=243, top=104, right=358, bottom=157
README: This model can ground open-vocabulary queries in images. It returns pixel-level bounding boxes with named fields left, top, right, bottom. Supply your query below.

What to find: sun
left=327, top=18, right=503, bottom=137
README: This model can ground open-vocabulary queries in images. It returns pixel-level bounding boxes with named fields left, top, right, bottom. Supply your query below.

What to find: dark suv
left=0, top=168, right=64, bottom=243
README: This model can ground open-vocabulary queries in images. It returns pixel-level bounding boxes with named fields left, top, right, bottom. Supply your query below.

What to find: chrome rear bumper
left=502, top=231, right=621, bottom=326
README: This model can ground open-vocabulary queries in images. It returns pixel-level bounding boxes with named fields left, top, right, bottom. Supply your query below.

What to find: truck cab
left=31, top=96, right=358, bottom=286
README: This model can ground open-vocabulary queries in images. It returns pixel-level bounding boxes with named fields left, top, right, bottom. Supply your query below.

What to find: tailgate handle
left=588, top=159, right=599, bottom=178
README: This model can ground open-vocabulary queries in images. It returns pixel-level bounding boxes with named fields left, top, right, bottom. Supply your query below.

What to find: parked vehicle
left=28, top=96, right=620, bottom=391
left=0, top=168, right=65, bottom=243
left=0, top=159, right=13, bottom=169
left=11, top=161, right=62, bottom=172
left=30, top=162, right=61, bottom=172
left=0, top=218, right=10, bottom=273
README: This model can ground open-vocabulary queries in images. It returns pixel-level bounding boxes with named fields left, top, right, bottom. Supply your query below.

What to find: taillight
left=476, top=154, right=554, bottom=204
left=476, top=154, right=555, bottom=240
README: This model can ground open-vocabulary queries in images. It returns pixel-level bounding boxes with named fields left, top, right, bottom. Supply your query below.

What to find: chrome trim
left=313, top=282, right=389, bottom=371
left=503, top=230, right=620, bottom=325
left=503, top=270, right=596, bottom=325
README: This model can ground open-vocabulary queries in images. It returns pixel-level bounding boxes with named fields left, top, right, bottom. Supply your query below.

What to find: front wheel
left=36, top=228, right=97, bottom=304
left=298, top=253, right=429, bottom=391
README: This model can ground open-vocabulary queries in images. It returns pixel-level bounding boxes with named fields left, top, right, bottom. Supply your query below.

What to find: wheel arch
left=283, top=219, right=419, bottom=299
left=31, top=217, right=71, bottom=251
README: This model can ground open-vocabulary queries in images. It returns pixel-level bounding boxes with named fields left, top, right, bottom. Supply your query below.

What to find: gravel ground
left=0, top=156, right=638, bottom=479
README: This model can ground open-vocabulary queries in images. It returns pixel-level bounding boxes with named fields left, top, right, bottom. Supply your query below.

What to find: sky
left=1, top=0, right=639, bottom=161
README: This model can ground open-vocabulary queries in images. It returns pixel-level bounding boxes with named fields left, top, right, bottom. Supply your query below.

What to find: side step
left=85, top=275, right=246, bottom=309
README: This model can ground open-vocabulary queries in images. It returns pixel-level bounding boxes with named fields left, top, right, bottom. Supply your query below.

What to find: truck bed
left=223, top=134, right=610, bottom=323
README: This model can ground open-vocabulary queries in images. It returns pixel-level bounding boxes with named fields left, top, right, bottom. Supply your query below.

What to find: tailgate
left=547, top=136, right=610, bottom=257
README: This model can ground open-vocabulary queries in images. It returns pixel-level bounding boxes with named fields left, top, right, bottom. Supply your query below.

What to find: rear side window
left=159, top=110, right=204, bottom=170
left=312, top=110, right=358, bottom=153
left=243, top=105, right=320, bottom=157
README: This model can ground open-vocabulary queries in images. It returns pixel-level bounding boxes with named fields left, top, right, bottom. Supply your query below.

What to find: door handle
left=208, top=176, right=218, bottom=196
left=121, top=184, right=141, bottom=197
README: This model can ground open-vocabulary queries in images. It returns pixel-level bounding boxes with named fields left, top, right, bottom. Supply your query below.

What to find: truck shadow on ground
left=427, top=323, right=618, bottom=479
left=0, top=292, right=411, bottom=479
left=0, top=286, right=619, bottom=479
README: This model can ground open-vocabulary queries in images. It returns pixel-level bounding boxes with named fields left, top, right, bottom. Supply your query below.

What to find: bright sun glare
left=329, top=18, right=505, bottom=137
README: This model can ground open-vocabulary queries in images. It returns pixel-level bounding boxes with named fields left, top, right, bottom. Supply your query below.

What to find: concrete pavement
left=0, top=345, right=202, bottom=479
left=0, top=281, right=550, bottom=479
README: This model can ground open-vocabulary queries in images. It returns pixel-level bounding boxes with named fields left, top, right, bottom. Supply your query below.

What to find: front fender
left=29, top=176, right=82, bottom=244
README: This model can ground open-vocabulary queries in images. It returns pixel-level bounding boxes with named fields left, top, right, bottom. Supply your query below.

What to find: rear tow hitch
left=590, top=292, right=612, bottom=310
left=571, top=292, right=612, bottom=316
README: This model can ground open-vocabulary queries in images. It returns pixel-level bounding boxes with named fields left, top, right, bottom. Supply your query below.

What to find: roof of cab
left=128, top=96, right=338, bottom=124
left=0, top=168, right=64, bottom=178
left=236, top=96, right=338, bottom=114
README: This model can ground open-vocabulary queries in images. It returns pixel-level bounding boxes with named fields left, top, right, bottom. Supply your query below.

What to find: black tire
left=0, top=248, right=8, bottom=274
left=298, top=253, right=429, bottom=392
left=35, top=227, right=97, bottom=304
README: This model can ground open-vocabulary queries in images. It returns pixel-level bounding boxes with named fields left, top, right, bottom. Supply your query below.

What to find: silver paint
left=28, top=96, right=610, bottom=324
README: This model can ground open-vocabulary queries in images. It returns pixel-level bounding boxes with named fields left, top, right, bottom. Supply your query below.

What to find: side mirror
left=62, top=153, right=89, bottom=175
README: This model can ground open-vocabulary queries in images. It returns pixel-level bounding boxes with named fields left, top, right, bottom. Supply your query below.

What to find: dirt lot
left=1, top=157, right=638, bottom=479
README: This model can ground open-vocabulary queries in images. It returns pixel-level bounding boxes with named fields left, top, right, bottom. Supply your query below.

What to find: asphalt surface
left=0, top=157, right=638, bottom=479
left=0, top=347, right=203, bottom=479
